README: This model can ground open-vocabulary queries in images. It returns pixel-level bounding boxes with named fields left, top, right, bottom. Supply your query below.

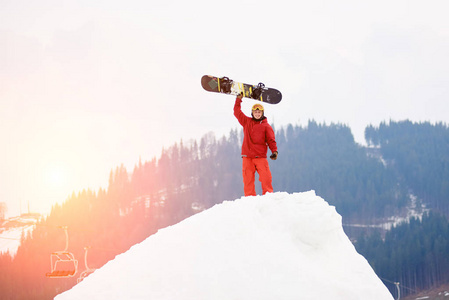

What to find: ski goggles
left=252, top=103, right=264, bottom=111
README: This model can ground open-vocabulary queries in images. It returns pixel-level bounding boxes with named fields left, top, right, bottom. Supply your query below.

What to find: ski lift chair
left=77, top=246, right=96, bottom=283
left=46, top=226, right=78, bottom=278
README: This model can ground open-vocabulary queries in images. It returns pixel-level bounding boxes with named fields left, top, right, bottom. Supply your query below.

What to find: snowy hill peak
left=55, top=191, right=393, bottom=300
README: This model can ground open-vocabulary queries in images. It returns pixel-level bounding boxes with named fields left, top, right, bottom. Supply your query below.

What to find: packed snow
left=55, top=191, right=393, bottom=300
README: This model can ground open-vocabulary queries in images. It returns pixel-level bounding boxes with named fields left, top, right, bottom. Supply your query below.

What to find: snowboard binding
left=219, top=77, right=233, bottom=94
left=251, top=82, right=265, bottom=100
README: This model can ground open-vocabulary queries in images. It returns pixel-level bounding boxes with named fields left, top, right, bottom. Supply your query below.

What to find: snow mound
left=55, top=191, right=393, bottom=300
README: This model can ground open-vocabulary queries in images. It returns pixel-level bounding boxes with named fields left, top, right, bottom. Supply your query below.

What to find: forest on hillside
left=359, top=120, right=449, bottom=297
left=356, top=211, right=449, bottom=297
left=365, top=121, right=449, bottom=214
left=0, top=120, right=448, bottom=299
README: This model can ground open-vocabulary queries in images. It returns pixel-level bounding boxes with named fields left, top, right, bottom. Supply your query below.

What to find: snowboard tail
left=201, top=75, right=282, bottom=104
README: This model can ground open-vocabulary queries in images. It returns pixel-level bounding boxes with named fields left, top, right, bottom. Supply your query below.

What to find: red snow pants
left=242, top=157, right=273, bottom=196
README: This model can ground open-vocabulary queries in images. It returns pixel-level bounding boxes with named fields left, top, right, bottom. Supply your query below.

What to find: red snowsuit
left=234, top=97, right=277, bottom=196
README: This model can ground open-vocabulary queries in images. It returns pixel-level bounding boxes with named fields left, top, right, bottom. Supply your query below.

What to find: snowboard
left=201, top=75, right=282, bottom=104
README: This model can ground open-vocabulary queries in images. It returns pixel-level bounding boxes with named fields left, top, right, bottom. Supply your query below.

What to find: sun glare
left=45, top=165, right=67, bottom=187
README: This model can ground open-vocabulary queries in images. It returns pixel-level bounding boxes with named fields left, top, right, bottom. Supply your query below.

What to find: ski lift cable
left=0, top=236, right=21, bottom=240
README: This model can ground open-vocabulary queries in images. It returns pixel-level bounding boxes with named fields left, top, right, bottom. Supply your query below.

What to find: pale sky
left=1, top=0, right=449, bottom=217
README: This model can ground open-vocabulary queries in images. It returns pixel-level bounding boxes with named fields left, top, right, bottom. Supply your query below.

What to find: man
left=234, top=93, right=278, bottom=196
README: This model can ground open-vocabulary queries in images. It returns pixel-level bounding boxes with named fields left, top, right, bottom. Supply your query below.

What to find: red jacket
left=234, top=98, right=277, bottom=158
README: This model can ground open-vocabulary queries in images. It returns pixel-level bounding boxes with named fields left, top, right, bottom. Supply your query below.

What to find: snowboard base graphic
left=201, top=75, right=282, bottom=104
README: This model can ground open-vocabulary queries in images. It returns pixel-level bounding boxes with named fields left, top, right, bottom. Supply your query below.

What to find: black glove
left=270, top=151, right=278, bottom=160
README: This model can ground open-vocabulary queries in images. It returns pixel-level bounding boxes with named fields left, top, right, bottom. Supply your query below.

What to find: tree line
left=356, top=211, right=449, bottom=297
left=358, top=120, right=449, bottom=297
left=365, top=120, right=449, bottom=213
left=0, top=120, right=448, bottom=299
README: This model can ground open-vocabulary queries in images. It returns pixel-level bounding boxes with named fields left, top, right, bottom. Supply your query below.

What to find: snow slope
left=55, top=191, right=393, bottom=300
left=0, top=226, right=30, bottom=256
left=1, top=214, right=39, bottom=256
